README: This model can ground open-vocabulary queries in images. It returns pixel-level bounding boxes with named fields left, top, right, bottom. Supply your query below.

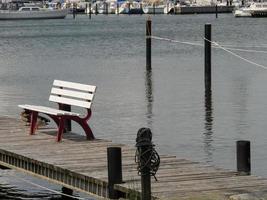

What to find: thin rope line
left=151, top=35, right=267, bottom=53
left=7, top=172, right=86, bottom=200
left=219, top=44, right=267, bottom=49
left=151, top=35, right=203, bottom=46
left=213, top=46, right=267, bottom=54
left=204, top=37, right=267, bottom=70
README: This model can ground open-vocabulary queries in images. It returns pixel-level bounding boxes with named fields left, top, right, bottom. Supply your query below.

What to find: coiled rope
left=135, top=128, right=160, bottom=181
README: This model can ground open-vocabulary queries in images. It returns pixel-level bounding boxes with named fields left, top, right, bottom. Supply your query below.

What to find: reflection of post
left=203, top=90, right=214, bottom=163
left=145, top=69, right=153, bottom=127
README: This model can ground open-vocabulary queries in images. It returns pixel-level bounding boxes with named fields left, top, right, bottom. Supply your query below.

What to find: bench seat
left=19, top=104, right=80, bottom=116
left=18, top=80, right=96, bottom=142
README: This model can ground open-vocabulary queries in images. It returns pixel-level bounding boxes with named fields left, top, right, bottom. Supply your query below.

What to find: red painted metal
left=30, top=111, right=38, bottom=135
left=27, top=108, right=94, bottom=142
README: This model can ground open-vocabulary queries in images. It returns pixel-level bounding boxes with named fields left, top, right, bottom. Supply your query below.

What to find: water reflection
left=203, top=90, right=214, bottom=163
left=145, top=69, right=153, bottom=128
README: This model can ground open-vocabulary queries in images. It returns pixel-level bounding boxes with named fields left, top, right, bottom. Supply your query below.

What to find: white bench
left=19, top=80, right=97, bottom=142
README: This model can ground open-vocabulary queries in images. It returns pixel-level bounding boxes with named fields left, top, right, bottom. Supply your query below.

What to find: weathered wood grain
left=1, top=117, right=267, bottom=200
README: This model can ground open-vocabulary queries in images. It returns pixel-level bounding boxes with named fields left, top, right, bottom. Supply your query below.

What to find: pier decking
left=1, top=116, right=267, bottom=199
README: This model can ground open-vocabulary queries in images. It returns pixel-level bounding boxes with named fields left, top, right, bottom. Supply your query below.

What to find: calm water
left=0, top=14, right=267, bottom=198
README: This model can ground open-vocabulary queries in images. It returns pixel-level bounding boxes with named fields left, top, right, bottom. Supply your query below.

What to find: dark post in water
left=107, top=147, right=123, bottom=199
left=72, top=4, right=76, bottom=19
left=117, top=3, right=119, bottom=15
left=215, top=5, right=218, bottom=18
left=95, top=3, right=98, bottom=15
left=204, top=24, right=211, bottom=92
left=237, top=140, right=251, bottom=175
left=146, top=18, right=152, bottom=70
left=89, top=3, right=91, bottom=19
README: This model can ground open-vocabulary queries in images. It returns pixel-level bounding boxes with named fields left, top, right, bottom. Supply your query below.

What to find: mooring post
left=215, top=4, right=218, bottom=18
left=117, top=3, right=119, bottom=15
left=107, top=147, right=123, bottom=199
left=146, top=18, right=152, bottom=70
left=153, top=3, right=155, bottom=15
left=135, top=128, right=160, bottom=200
left=204, top=23, right=212, bottom=92
left=140, top=2, right=143, bottom=15
left=95, top=3, right=98, bottom=15
left=59, top=104, right=71, bottom=132
left=105, top=2, right=108, bottom=15
left=128, top=2, right=131, bottom=15
left=62, top=187, right=73, bottom=200
left=89, top=3, right=91, bottom=19
left=72, top=4, right=76, bottom=19
left=237, top=140, right=251, bottom=175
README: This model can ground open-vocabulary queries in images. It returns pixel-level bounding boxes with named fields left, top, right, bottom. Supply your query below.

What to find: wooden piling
left=204, top=24, right=211, bottom=92
left=215, top=5, right=218, bottom=18
left=128, top=2, right=131, bottom=15
left=136, top=128, right=152, bottom=200
left=146, top=18, right=152, bottom=70
left=107, top=147, right=123, bottom=199
left=117, top=3, right=119, bottom=15
left=89, top=3, right=91, bottom=19
left=95, top=3, right=98, bottom=15
left=72, top=4, right=76, bottom=19
left=237, top=140, right=251, bottom=175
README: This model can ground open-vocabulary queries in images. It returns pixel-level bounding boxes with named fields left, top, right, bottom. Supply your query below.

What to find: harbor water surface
left=0, top=14, right=267, bottom=199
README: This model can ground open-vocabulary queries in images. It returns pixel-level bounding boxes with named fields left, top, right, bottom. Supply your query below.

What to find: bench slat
left=53, top=80, right=96, bottom=93
left=18, top=105, right=80, bottom=116
left=51, top=88, right=94, bottom=101
left=49, top=95, right=92, bottom=109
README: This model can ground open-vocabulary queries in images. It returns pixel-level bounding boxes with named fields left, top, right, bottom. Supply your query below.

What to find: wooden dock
left=1, top=116, right=267, bottom=200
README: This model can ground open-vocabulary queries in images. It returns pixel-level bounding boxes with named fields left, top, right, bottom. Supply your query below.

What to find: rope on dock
left=7, top=172, right=86, bottom=200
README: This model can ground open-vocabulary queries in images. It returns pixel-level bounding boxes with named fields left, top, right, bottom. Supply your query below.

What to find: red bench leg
left=56, top=117, right=64, bottom=142
left=30, top=111, right=38, bottom=135
left=79, top=119, right=95, bottom=140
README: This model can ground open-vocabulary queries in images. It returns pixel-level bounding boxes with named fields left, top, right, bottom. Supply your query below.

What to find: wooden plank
left=49, top=95, right=92, bottom=109
left=2, top=117, right=267, bottom=200
left=53, top=80, right=96, bottom=93
left=51, top=88, right=94, bottom=101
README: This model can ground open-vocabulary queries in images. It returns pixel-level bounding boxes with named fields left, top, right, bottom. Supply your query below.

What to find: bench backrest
left=49, top=80, right=96, bottom=109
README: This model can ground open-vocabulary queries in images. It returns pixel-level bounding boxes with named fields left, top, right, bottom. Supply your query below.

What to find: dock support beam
left=237, top=140, right=251, bottom=175
left=107, top=147, right=123, bottom=199
left=204, top=24, right=212, bottom=92
left=146, top=18, right=152, bottom=70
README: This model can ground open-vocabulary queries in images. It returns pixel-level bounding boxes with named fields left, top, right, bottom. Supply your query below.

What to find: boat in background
left=116, top=1, right=143, bottom=14
left=0, top=6, right=68, bottom=20
left=142, top=4, right=165, bottom=14
left=234, top=1, right=267, bottom=17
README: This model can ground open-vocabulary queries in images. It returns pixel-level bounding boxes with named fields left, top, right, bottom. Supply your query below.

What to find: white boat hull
left=143, top=6, right=164, bottom=14
left=0, top=9, right=68, bottom=20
